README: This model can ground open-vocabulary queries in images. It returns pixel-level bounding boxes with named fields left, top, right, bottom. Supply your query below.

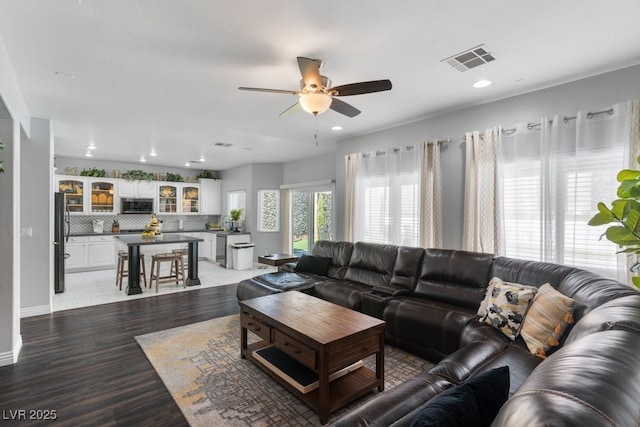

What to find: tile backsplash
left=70, top=214, right=220, bottom=234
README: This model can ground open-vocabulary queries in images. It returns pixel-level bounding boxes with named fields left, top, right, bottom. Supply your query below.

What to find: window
left=227, top=190, right=245, bottom=218
left=499, top=115, right=626, bottom=279
left=257, top=189, right=280, bottom=232
left=354, top=147, right=421, bottom=247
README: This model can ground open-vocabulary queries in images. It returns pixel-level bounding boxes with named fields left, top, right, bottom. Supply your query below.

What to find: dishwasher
left=216, top=234, right=227, bottom=267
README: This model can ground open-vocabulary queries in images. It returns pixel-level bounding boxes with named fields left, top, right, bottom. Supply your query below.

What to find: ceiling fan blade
left=330, top=98, right=361, bottom=118
left=329, top=79, right=392, bottom=96
left=297, top=57, right=322, bottom=89
left=238, top=87, right=300, bottom=95
left=279, top=102, right=301, bottom=117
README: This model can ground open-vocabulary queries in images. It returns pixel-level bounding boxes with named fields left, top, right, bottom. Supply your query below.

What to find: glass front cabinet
left=158, top=184, right=178, bottom=214
left=182, top=185, right=200, bottom=214
left=57, top=178, right=86, bottom=214
left=89, top=180, right=117, bottom=214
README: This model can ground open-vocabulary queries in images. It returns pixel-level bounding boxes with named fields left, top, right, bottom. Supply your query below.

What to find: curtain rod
left=360, top=139, right=450, bottom=158
left=463, top=107, right=616, bottom=140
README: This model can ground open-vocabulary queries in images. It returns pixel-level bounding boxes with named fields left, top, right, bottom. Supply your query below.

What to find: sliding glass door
left=290, top=187, right=333, bottom=256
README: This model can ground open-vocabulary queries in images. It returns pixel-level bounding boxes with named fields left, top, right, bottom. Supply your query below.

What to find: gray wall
left=283, top=151, right=336, bottom=185
left=20, top=118, right=53, bottom=315
left=334, top=63, right=640, bottom=249
left=251, top=163, right=284, bottom=257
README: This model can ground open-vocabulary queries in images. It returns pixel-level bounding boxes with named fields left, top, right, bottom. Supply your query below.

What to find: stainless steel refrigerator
left=54, top=192, right=70, bottom=293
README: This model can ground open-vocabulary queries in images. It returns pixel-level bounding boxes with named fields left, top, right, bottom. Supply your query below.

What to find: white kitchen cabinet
left=88, top=235, right=116, bottom=268
left=119, top=180, right=156, bottom=198
left=65, top=236, right=89, bottom=270
left=88, top=179, right=118, bottom=215
left=56, top=176, right=88, bottom=215
left=181, top=184, right=200, bottom=214
left=200, top=179, right=221, bottom=215
left=204, top=233, right=216, bottom=261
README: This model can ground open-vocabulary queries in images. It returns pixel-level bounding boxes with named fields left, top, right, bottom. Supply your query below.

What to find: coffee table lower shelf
left=243, top=341, right=379, bottom=416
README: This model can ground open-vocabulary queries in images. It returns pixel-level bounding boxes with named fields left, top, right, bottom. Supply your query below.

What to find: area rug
left=135, top=314, right=433, bottom=426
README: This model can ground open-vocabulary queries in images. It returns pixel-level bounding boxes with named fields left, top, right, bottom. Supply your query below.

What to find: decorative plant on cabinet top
left=589, top=155, right=640, bottom=288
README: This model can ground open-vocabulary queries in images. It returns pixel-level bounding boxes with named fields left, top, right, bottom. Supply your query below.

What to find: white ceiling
left=1, top=1, right=640, bottom=171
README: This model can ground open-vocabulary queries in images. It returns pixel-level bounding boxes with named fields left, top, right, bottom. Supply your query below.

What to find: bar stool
left=115, top=250, right=147, bottom=290
left=170, top=247, right=188, bottom=276
left=150, top=252, right=185, bottom=293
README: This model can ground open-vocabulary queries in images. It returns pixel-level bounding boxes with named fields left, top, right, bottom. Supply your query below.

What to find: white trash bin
left=231, top=242, right=255, bottom=270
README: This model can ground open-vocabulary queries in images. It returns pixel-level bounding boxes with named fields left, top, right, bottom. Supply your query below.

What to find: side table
left=258, top=253, right=299, bottom=271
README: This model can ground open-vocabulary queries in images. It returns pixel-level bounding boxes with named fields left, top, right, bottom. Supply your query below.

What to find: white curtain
left=353, top=145, right=422, bottom=246
left=344, top=153, right=359, bottom=242
left=462, top=127, right=501, bottom=254
left=499, top=102, right=631, bottom=280
left=420, top=140, right=443, bottom=248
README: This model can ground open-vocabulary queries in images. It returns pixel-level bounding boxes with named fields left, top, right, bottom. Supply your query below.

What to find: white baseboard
left=0, top=335, right=22, bottom=367
left=21, top=305, right=51, bottom=318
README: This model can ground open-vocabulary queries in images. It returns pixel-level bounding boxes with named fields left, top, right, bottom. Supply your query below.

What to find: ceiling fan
left=239, top=57, right=392, bottom=118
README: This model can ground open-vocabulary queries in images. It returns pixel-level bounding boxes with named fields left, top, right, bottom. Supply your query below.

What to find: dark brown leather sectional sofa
left=236, top=240, right=640, bottom=426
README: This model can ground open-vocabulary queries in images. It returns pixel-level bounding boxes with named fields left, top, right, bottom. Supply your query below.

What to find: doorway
left=290, top=187, right=333, bottom=256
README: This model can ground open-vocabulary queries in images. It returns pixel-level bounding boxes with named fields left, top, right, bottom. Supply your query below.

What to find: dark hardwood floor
left=0, top=284, right=240, bottom=426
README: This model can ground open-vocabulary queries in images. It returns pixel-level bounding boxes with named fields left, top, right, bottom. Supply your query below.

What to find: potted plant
left=196, top=170, right=217, bottom=180
left=165, top=172, right=184, bottom=182
left=588, top=155, right=640, bottom=288
left=230, top=208, right=243, bottom=232
left=122, top=169, right=154, bottom=181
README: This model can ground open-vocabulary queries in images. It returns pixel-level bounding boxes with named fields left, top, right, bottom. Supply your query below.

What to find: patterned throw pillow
left=520, top=283, right=575, bottom=358
left=478, top=277, right=537, bottom=319
left=484, top=281, right=537, bottom=340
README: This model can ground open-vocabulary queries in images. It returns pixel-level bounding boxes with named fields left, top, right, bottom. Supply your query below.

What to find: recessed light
left=331, top=126, right=343, bottom=131
left=139, top=155, right=146, bottom=162
left=86, top=143, right=96, bottom=150
left=150, top=150, right=157, bottom=157
left=84, top=150, right=93, bottom=157
left=473, top=79, right=492, bottom=88
left=185, top=162, right=191, bottom=167
left=199, top=155, right=205, bottom=162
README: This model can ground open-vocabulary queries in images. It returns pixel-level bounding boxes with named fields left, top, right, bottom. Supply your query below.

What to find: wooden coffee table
left=240, top=291, right=385, bottom=424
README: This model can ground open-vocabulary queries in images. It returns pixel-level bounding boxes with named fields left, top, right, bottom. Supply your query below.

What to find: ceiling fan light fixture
left=299, top=93, right=332, bottom=115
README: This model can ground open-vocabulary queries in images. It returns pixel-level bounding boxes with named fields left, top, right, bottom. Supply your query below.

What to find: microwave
left=121, top=198, right=154, bottom=214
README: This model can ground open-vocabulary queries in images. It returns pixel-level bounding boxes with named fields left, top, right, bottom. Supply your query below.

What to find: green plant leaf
left=617, top=179, right=640, bottom=198
left=617, top=169, right=640, bottom=182
left=625, top=209, right=640, bottom=233
left=632, top=276, right=640, bottom=289
left=589, top=202, right=615, bottom=225
left=605, top=226, right=640, bottom=247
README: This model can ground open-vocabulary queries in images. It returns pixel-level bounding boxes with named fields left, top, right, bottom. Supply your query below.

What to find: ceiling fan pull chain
left=314, top=113, right=319, bottom=146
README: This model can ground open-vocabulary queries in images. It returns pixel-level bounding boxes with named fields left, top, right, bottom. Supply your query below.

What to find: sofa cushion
left=344, top=242, right=397, bottom=288
left=310, top=240, right=353, bottom=280
left=520, top=283, right=575, bottom=358
left=410, top=366, right=510, bottom=427
left=415, top=250, right=494, bottom=310
left=310, top=280, right=372, bottom=310
left=390, top=246, right=425, bottom=291
left=294, top=255, right=332, bottom=276
left=484, top=281, right=537, bottom=340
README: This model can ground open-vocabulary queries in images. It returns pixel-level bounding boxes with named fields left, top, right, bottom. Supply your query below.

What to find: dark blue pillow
left=294, top=255, right=332, bottom=276
left=410, top=366, right=510, bottom=427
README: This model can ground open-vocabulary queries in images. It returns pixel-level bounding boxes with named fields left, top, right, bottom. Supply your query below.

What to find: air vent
left=213, top=142, right=233, bottom=147
left=442, top=44, right=495, bottom=72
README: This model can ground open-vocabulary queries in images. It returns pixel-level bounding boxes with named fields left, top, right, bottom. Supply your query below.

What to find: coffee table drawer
left=241, top=313, right=271, bottom=342
left=273, top=329, right=316, bottom=369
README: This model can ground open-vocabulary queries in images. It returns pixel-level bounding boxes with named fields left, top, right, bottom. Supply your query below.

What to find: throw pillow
left=410, top=366, right=510, bottom=427
left=478, top=277, right=537, bottom=319
left=520, top=283, right=575, bottom=358
left=294, top=255, right=332, bottom=276
left=484, top=281, right=537, bottom=340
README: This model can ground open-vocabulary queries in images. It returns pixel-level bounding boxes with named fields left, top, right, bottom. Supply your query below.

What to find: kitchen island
left=114, top=234, right=204, bottom=295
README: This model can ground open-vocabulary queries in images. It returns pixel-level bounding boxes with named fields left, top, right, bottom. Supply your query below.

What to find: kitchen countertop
left=70, top=230, right=251, bottom=237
